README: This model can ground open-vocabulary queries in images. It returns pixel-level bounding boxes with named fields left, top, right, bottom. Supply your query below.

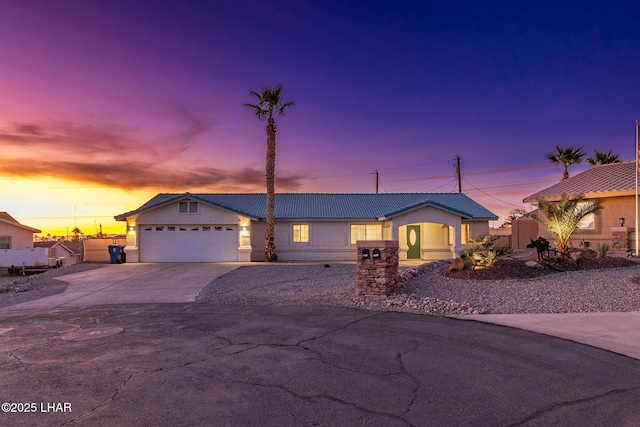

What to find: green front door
left=407, top=225, right=421, bottom=259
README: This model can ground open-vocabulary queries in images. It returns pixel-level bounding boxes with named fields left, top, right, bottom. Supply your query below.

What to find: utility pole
left=456, top=156, right=462, bottom=193
left=375, top=170, right=379, bottom=194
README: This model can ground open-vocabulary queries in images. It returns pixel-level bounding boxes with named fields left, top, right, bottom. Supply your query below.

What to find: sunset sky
left=2, top=1, right=639, bottom=237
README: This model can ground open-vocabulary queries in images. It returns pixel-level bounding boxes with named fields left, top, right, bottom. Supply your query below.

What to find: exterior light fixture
left=619, top=217, right=625, bottom=227
left=241, top=226, right=248, bottom=236
left=128, top=225, right=135, bottom=232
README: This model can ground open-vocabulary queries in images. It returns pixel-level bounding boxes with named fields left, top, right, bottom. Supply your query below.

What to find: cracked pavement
left=1, top=304, right=640, bottom=426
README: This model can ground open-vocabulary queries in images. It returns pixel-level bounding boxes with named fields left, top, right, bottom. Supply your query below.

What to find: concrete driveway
left=1, top=263, right=240, bottom=311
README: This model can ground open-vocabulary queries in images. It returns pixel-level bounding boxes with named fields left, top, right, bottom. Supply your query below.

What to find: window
left=179, top=201, right=198, bottom=214
left=293, top=224, right=309, bottom=243
left=0, top=236, right=10, bottom=249
left=576, top=203, right=596, bottom=229
left=350, top=224, right=382, bottom=244
left=448, top=224, right=470, bottom=245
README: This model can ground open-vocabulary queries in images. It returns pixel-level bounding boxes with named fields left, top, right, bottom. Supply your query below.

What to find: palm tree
left=546, top=145, right=585, bottom=181
left=531, top=194, right=602, bottom=253
left=245, top=85, right=294, bottom=262
left=71, top=227, right=83, bottom=241
left=586, top=149, right=621, bottom=166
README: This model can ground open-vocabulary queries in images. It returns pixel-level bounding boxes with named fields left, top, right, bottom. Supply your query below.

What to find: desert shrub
left=594, top=243, right=610, bottom=258
left=459, top=234, right=513, bottom=268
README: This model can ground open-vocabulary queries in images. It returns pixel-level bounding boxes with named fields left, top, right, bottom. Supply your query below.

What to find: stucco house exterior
left=522, top=161, right=637, bottom=252
left=115, top=193, right=497, bottom=263
left=33, top=240, right=82, bottom=266
left=0, top=212, right=40, bottom=249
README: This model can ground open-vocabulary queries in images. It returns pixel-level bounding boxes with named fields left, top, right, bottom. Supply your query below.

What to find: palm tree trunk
left=265, top=117, right=277, bottom=262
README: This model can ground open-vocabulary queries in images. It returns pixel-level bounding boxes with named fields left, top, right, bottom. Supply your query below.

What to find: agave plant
left=459, top=234, right=513, bottom=268
left=594, top=243, right=610, bottom=258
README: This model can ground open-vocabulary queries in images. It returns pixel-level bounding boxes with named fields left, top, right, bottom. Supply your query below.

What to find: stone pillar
left=611, top=227, right=632, bottom=252
left=356, top=240, right=400, bottom=296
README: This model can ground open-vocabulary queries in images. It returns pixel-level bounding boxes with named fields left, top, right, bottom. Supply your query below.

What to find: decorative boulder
left=525, top=260, right=543, bottom=269
left=449, top=258, right=465, bottom=272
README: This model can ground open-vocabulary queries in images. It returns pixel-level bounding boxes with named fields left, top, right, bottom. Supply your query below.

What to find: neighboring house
left=0, top=212, right=41, bottom=249
left=83, top=237, right=127, bottom=262
left=522, top=161, right=636, bottom=251
left=114, top=193, right=497, bottom=263
left=33, top=240, right=82, bottom=266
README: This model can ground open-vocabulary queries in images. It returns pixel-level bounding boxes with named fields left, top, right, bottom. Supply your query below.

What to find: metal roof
left=116, top=193, right=498, bottom=221
left=524, top=161, right=636, bottom=202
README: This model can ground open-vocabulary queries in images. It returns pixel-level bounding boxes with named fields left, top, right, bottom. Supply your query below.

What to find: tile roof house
left=0, top=212, right=41, bottom=250
left=522, top=161, right=636, bottom=251
left=115, top=192, right=498, bottom=262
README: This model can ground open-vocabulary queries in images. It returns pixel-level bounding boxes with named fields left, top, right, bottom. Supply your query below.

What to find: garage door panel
left=140, top=225, right=237, bottom=262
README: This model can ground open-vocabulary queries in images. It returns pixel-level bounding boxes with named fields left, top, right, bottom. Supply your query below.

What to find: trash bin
left=108, top=245, right=126, bottom=264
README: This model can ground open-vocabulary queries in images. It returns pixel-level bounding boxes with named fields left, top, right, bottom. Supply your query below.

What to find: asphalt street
left=1, top=303, right=639, bottom=427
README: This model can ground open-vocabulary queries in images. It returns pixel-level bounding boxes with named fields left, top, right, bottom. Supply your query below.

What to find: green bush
left=459, top=234, right=513, bottom=268
left=594, top=243, right=610, bottom=258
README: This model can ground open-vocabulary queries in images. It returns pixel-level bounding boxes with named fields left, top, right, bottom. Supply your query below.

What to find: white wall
left=0, top=248, right=48, bottom=267
left=134, top=201, right=241, bottom=225
left=250, top=220, right=364, bottom=262
left=0, top=223, right=35, bottom=249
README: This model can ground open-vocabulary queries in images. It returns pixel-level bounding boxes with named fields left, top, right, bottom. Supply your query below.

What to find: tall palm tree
left=245, top=85, right=294, bottom=262
left=546, top=145, right=585, bottom=181
left=586, top=149, right=621, bottom=166
left=531, top=194, right=602, bottom=253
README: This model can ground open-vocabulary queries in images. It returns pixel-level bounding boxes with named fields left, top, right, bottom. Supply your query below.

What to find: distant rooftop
left=524, top=161, right=636, bottom=202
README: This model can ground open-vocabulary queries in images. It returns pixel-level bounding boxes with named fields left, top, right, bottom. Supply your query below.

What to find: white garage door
left=140, top=225, right=238, bottom=262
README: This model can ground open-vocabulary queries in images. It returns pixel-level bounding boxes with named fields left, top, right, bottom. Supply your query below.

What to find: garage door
left=140, top=225, right=238, bottom=262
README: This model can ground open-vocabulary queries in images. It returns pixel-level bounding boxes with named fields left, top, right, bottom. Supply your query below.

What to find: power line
left=462, top=178, right=525, bottom=208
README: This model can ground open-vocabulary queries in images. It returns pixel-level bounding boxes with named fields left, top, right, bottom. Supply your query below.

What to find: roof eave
left=523, top=188, right=636, bottom=203
left=0, top=219, right=41, bottom=234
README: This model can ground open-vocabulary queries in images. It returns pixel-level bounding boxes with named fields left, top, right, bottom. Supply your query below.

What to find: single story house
left=33, top=240, right=83, bottom=266
left=114, top=192, right=497, bottom=263
left=0, top=212, right=41, bottom=249
left=521, top=161, right=636, bottom=251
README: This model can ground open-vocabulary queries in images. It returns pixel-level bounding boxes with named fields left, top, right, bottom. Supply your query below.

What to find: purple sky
left=1, top=1, right=639, bottom=234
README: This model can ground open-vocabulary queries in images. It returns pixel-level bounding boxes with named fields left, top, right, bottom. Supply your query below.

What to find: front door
left=407, top=225, right=421, bottom=259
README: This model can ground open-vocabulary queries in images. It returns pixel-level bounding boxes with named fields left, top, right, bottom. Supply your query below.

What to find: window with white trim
left=179, top=201, right=198, bottom=214
left=293, top=224, right=309, bottom=243
left=576, top=203, right=596, bottom=229
left=350, top=224, right=382, bottom=244
left=448, top=224, right=470, bottom=245
left=0, top=236, right=10, bottom=249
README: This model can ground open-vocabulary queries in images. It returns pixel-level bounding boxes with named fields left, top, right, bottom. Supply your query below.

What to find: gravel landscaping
left=3, top=254, right=640, bottom=315
left=196, top=256, right=640, bottom=315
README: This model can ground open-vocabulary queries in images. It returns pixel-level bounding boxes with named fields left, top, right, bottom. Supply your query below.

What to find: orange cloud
left=0, top=108, right=306, bottom=192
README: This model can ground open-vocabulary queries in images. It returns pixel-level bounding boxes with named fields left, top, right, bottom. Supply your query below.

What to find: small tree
left=531, top=194, right=602, bottom=253
left=500, top=208, right=531, bottom=228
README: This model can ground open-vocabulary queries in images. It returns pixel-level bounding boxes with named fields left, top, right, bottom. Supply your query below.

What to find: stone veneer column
left=611, top=227, right=632, bottom=252
left=356, top=240, right=400, bottom=296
